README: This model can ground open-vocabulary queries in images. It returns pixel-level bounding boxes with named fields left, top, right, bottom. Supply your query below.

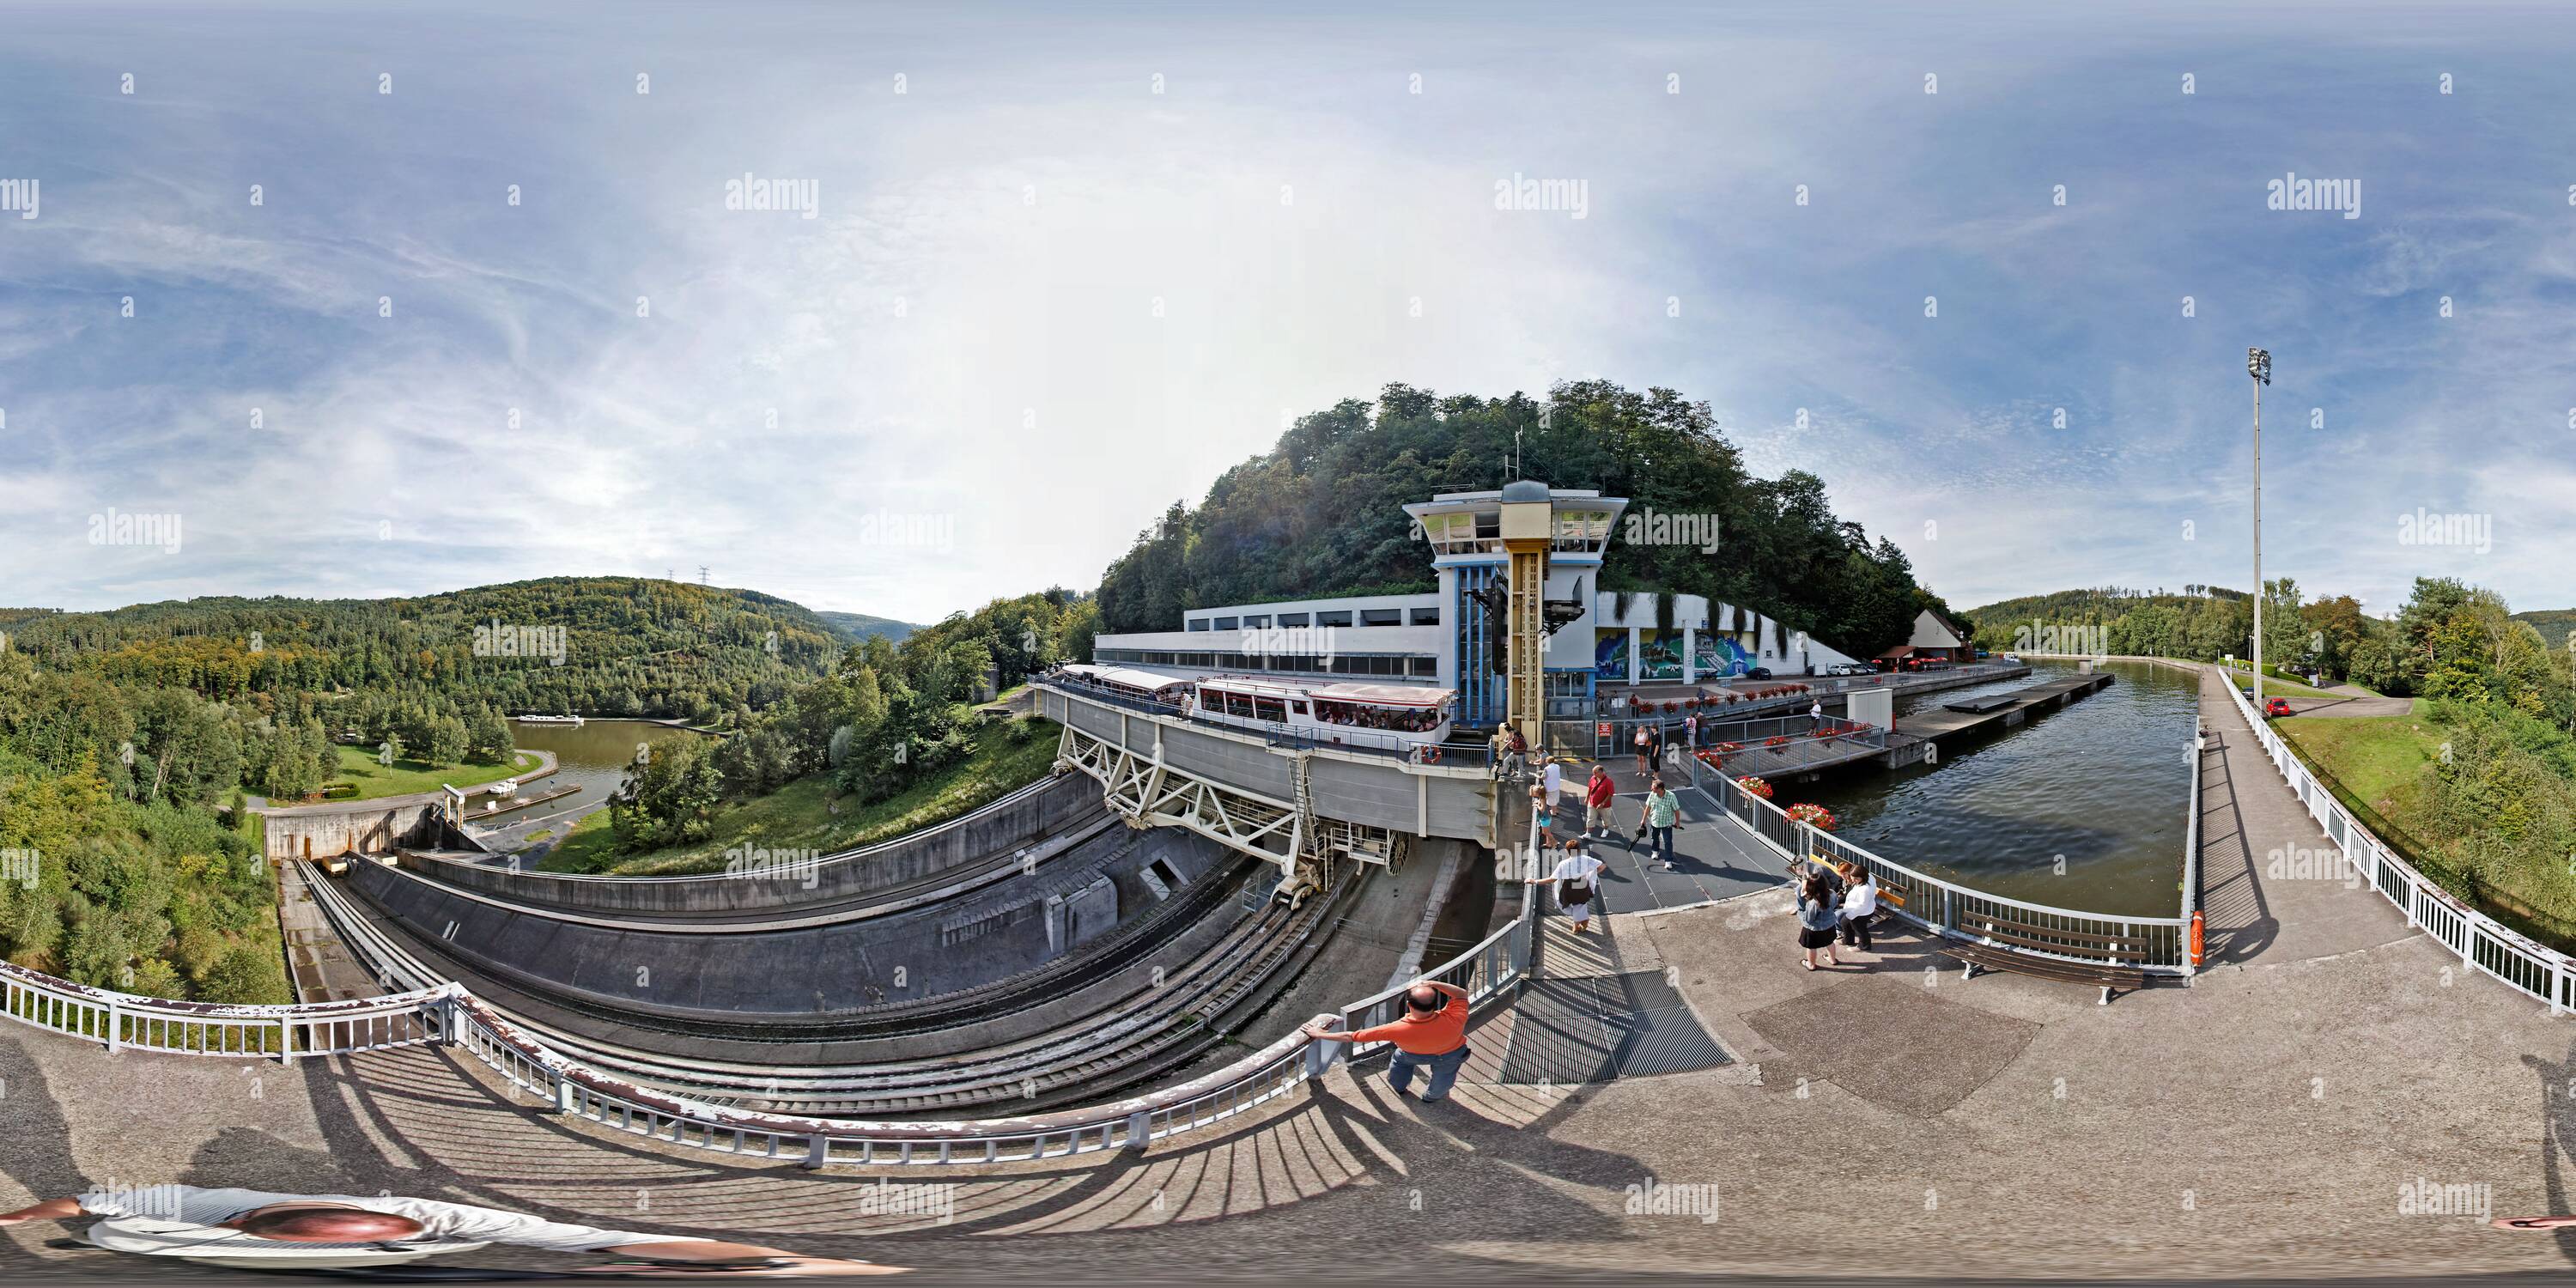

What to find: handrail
left=0, top=837, right=1540, bottom=1169
left=2208, top=661, right=2576, bottom=1012
left=1692, top=698, right=2190, bottom=972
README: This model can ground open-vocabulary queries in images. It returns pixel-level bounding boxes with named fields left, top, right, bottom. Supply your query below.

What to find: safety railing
left=0, top=958, right=453, bottom=1061
left=1699, top=766, right=2192, bottom=974
left=120, top=848, right=1544, bottom=1170
left=2212, top=664, right=2576, bottom=1012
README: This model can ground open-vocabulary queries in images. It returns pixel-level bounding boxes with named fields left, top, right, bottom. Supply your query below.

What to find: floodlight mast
left=2248, top=348, right=2270, bottom=702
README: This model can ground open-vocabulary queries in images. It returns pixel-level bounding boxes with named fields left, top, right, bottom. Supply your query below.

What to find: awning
left=1308, top=683, right=1455, bottom=708
left=1062, top=664, right=1191, bottom=695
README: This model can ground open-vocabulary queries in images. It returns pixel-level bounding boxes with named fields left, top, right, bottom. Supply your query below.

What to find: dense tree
left=1094, top=382, right=1942, bottom=658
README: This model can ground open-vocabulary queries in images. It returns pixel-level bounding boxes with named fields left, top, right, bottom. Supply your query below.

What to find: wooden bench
left=1935, top=915, right=2155, bottom=1004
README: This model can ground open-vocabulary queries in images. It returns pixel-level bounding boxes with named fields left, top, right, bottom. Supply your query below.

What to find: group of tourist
left=1793, top=859, right=1881, bottom=969
left=1313, top=700, right=1441, bottom=732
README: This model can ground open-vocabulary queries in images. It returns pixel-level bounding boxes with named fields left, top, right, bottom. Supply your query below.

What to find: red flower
left=1786, top=802, right=1838, bottom=831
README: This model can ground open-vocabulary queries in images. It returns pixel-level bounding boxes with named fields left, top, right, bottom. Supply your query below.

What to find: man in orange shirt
left=1302, top=980, right=1473, bottom=1101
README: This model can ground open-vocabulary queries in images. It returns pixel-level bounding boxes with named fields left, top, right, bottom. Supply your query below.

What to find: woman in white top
left=1839, top=865, right=1879, bottom=951
left=1540, top=755, right=1564, bottom=806
left=1551, top=841, right=1607, bottom=933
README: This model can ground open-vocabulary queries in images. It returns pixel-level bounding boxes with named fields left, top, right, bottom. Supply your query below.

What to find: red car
left=2264, top=698, right=2293, bottom=719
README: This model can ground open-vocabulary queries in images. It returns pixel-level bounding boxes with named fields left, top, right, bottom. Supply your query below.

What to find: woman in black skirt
left=1796, top=875, right=1842, bottom=969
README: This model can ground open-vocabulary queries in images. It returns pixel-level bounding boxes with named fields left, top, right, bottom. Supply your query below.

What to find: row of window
left=1095, top=648, right=1437, bottom=677
left=1186, top=605, right=1439, bottom=631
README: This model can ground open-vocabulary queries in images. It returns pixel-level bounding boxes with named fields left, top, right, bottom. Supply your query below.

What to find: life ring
left=1417, top=745, right=1443, bottom=764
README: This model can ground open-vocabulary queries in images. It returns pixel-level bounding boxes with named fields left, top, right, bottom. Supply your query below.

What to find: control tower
left=1404, top=482, right=1625, bottom=736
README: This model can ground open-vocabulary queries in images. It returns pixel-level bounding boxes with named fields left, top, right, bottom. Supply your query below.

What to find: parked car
left=1745, top=666, right=1774, bottom=679
left=1824, top=662, right=1874, bottom=677
left=2264, top=697, right=2293, bottom=719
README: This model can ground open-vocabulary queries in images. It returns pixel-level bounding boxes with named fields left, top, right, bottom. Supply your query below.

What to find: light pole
left=2248, top=347, right=2270, bottom=701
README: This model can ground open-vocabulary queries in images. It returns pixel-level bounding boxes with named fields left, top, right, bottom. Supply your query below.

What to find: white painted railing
left=2213, top=665, right=2576, bottom=1012
left=0, top=848, right=1542, bottom=1170
left=0, top=959, right=453, bottom=1060
left=1698, top=743, right=2194, bottom=974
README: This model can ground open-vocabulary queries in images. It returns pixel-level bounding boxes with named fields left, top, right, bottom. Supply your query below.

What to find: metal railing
left=0, top=841, right=1541, bottom=1171
left=2211, top=664, right=2576, bottom=1012
left=0, top=959, right=453, bottom=1061
left=1698, top=764, right=2193, bottom=974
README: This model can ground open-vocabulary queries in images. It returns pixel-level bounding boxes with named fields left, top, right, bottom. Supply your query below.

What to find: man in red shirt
left=1583, top=762, right=1616, bottom=839
left=1303, top=980, right=1472, bottom=1101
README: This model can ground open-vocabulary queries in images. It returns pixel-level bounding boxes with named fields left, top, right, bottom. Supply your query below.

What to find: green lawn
left=543, top=718, right=1063, bottom=876
left=325, top=744, right=538, bottom=801
left=2274, top=710, right=2448, bottom=826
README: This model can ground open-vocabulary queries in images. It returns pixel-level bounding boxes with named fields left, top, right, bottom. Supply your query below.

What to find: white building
left=1089, top=483, right=1865, bottom=729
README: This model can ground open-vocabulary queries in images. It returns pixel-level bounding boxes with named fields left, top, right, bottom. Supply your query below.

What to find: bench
left=1935, top=915, right=2155, bottom=1004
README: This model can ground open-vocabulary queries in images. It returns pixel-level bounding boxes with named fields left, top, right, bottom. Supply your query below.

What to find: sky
left=3, top=0, right=2572, bottom=628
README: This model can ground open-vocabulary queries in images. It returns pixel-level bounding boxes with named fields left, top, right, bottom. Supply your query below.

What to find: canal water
left=481, top=719, right=704, bottom=858
left=1794, top=660, right=2198, bottom=917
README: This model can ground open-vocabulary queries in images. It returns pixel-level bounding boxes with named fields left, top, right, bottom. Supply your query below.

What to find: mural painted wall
left=1692, top=633, right=1755, bottom=677
left=1592, top=629, right=1629, bottom=681
left=1639, top=630, right=1685, bottom=680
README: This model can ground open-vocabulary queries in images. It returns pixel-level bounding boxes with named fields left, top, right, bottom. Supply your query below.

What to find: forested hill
left=1094, top=380, right=1949, bottom=659
left=0, top=577, right=842, bottom=722
left=1964, top=586, right=2251, bottom=637
left=2514, top=609, right=2576, bottom=648
left=817, top=611, right=915, bottom=644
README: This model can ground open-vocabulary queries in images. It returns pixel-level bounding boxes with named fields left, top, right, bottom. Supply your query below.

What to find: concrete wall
left=411, top=771, right=1104, bottom=917
left=349, top=823, right=1238, bottom=1023
left=262, top=800, right=443, bottom=863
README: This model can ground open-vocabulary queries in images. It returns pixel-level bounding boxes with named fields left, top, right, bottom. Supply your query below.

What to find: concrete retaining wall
left=262, top=801, right=443, bottom=863
left=348, top=823, right=1234, bottom=1022
left=411, top=771, right=1105, bottom=917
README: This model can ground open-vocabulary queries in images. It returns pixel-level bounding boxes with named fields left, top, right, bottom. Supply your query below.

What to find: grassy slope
left=544, top=717, right=1062, bottom=876
left=2274, top=708, right=2446, bottom=829
left=327, top=744, right=538, bottom=800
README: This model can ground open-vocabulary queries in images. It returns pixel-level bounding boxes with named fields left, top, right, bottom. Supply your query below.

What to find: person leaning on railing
left=1302, top=980, right=1473, bottom=1103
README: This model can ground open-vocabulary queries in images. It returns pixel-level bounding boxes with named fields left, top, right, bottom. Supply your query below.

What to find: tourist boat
left=513, top=714, right=583, bottom=726
left=1188, top=675, right=1455, bottom=752
left=1054, top=663, right=1194, bottom=704
left=488, top=780, right=518, bottom=798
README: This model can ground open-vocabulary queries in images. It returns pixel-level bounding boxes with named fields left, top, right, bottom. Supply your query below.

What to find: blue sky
left=3, top=1, right=2570, bottom=626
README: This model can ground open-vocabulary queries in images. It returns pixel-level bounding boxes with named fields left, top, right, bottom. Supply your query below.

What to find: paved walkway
left=7, top=663, right=2576, bottom=1279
